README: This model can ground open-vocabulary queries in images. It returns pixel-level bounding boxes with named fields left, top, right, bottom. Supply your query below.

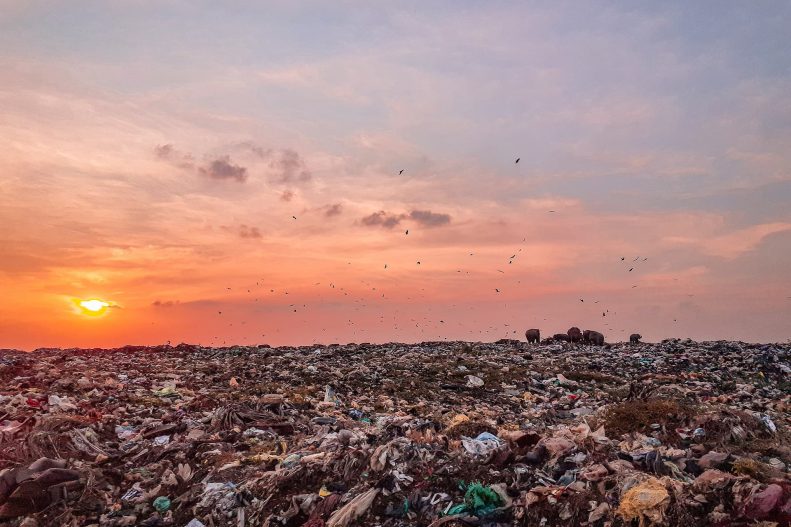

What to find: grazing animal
left=587, top=330, right=605, bottom=346
left=583, top=329, right=604, bottom=345
left=630, top=333, right=642, bottom=344
left=525, top=328, right=540, bottom=344
left=552, top=333, right=571, bottom=342
left=567, top=327, right=582, bottom=343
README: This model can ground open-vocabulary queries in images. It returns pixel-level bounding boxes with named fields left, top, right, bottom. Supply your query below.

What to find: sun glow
left=74, top=298, right=111, bottom=316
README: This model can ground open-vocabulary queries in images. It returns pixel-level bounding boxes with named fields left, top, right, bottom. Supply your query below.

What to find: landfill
left=0, top=338, right=789, bottom=526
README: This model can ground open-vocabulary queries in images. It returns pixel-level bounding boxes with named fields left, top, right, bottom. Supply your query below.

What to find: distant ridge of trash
left=1, top=338, right=789, bottom=526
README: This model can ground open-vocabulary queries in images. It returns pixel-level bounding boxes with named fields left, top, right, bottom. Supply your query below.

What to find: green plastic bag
left=444, top=482, right=503, bottom=517
left=153, top=495, right=171, bottom=512
left=463, top=482, right=503, bottom=517
left=446, top=503, right=468, bottom=515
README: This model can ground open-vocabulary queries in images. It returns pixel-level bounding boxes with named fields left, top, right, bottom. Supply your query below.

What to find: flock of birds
left=184, top=156, right=688, bottom=347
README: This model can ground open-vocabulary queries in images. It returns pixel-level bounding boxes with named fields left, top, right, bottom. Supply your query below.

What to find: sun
left=73, top=298, right=111, bottom=316
left=80, top=299, right=108, bottom=312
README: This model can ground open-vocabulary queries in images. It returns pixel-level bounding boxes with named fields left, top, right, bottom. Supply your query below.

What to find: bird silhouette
left=399, top=169, right=404, bottom=175
left=515, top=157, right=520, bottom=164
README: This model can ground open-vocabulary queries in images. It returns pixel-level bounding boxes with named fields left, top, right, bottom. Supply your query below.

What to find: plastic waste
left=325, top=488, right=379, bottom=527
left=152, top=386, right=179, bottom=397
left=761, top=414, right=777, bottom=433
left=461, top=432, right=503, bottom=456
left=152, top=496, right=171, bottom=513
left=463, top=482, right=504, bottom=517
left=0, top=338, right=787, bottom=525
left=465, top=375, right=484, bottom=387
left=324, top=385, right=339, bottom=404
left=618, top=478, right=670, bottom=525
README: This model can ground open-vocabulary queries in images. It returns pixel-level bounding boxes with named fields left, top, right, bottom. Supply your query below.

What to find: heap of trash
left=1, top=338, right=789, bottom=526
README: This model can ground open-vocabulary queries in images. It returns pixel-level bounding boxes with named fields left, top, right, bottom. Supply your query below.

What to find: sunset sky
left=2, top=1, right=790, bottom=349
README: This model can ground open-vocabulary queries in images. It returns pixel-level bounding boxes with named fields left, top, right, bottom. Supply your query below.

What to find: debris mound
left=0, top=339, right=788, bottom=526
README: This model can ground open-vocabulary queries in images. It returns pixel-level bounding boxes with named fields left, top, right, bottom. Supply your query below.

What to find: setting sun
left=75, top=299, right=110, bottom=316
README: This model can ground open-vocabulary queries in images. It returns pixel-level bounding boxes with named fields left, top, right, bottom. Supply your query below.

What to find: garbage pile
left=1, top=338, right=789, bottom=526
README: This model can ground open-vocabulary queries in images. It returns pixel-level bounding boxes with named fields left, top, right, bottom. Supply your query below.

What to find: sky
left=1, top=1, right=790, bottom=350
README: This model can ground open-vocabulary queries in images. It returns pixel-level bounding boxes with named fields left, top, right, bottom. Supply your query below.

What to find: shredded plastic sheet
left=618, top=477, right=670, bottom=526
left=325, top=488, right=379, bottom=527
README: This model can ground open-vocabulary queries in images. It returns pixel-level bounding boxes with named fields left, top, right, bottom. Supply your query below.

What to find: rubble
left=0, top=338, right=789, bottom=526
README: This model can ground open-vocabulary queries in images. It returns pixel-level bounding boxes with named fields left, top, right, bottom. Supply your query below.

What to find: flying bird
left=399, top=169, right=404, bottom=175
left=405, top=230, right=409, bottom=235
left=621, top=257, right=625, bottom=261
left=515, top=158, right=520, bottom=164
left=292, top=215, right=297, bottom=220
left=629, top=268, right=634, bottom=272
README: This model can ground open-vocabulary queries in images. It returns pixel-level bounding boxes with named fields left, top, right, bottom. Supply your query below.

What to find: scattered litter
left=465, top=375, right=484, bottom=387
left=0, top=339, right=787, bottom=525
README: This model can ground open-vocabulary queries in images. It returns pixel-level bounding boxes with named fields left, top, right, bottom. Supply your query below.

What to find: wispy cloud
left=360, top=209, right=452, bottom=228
left=666, top=222, right=791, bottom=259
left=199, top=156, right=248, bottom=183
left=324, top=203, right=343, bottom=217
left=152, top=299, right=180, bottom=307
left=270, top=149, right=311, bottom=184
left=409, top=209, right=451, bottom=227
left=360, top=211, right=404, bottom=229
left=154, top=144, right=195, bottom=169
left=221, top=224, right=262, bottom=239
